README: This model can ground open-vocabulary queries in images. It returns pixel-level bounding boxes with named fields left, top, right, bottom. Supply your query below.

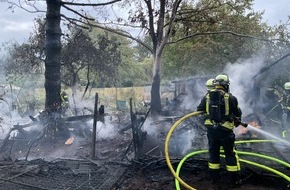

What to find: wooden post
left=72, top=93, right=78, bottom=116
left=91, top=92, right=98, bottom=159
left=130, top=98, right=138, bottom=160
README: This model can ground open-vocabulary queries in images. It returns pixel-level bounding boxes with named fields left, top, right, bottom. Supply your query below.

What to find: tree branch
left=167, top=31, right=288, bottom=44
left=98, top=21, right=149, bottom=31
left=62, top=4, right=94, bottom=21
left=61, top=15, right=153, bottom=53
left=159, top=0, right=182, bottom=52
left=88, top=22, right=153, bottom=53
left=5, top=0, right=45, bottom=14
left=61, top=0, right=121, bottom=6
left=144, top=0, right=157, bottom=51
left=253, top=52, right=290, bottom=79
left=61, top=14, right=91, bottom=30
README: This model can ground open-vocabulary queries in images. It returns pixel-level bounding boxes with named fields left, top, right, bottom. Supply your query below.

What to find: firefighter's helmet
left=215, top=74, right=230, bottom=86
left=284, top=82, right=290, bottom=90
left=206, top=79, right=215, bottom=90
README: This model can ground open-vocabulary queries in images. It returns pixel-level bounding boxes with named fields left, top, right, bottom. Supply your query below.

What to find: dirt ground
left=0, top=133, right=290, bottom=190
left=1, top=112, right=290, bottom=190
left=113, top=158, right=290, bottom=190
left=0, top=154, right=288, bottom=190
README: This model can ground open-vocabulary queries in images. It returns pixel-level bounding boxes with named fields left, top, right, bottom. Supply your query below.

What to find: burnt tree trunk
left=145, top=0, right=180, bottom=115
left=150, top=54, right=162, bottom=115
left=45, top=0, right=62, bottom=112
left=146, top=0, right=164, bottom=115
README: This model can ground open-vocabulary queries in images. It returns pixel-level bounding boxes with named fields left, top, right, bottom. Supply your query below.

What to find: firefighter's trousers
left=207, top=126, right=240, bottom=172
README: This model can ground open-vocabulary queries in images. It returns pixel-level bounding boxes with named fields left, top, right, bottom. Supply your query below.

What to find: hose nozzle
left=240, top=122, right=248, bottom=128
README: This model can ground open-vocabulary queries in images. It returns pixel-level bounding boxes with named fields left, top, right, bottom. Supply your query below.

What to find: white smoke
left=0, top=89, right=32, bottom=139
left=224, top=54, right=266, bottom=116
left=86, top=117, right=117, bottom=140
left=183, top=79, right=207, bottom=110
left=142, top=117, right=198, bottom=156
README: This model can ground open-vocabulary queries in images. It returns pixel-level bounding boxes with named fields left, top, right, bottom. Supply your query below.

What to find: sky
left=0, top=0, right=289, bottom=48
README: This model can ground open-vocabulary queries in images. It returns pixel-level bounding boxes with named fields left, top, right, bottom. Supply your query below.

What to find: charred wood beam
left=25, top=123, right=49, bottom=161
left=91, top=93, right=98, bottom=159
left=64, top=114, right=94, bottom=122
left=130, top=98, right=139, bottom=160
left=145, top=145, right=159, bottom=156
left=120, top=140, right=133, bottom=162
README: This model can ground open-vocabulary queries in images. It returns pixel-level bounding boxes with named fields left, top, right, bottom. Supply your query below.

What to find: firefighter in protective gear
left=266, top=82, right=290, bottom=139
left=197, top=74, right=244, bottom=187
left=281, top=82, right=290, bottom=138
left=206, top=78, right=215, bottom=92
left=265, top=85, right=285, bottom=124
left=60, top=91, right=72, bottom=116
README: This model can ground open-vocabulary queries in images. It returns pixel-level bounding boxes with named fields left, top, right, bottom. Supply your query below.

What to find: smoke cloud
left=224, top=53, right=266, bottom=116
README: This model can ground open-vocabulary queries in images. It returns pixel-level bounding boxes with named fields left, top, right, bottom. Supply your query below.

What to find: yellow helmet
left=205, top=79, right=215, bottom=90
left=284, top=82, right=290, bottom=90
left=215, top=74, right=230, bottom=86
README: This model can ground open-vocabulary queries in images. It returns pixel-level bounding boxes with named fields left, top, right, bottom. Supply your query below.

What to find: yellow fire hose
left=175, top=149, right=290, bottom=190
left=174, top=150, right=207, bottom=190
left=235, top=139, right=277, bottom=144
left=165, top=111, right=290, bottom=190
left=165, top=111, right=203, bottom=190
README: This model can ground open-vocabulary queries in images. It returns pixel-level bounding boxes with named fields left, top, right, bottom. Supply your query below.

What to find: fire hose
left=175, top=147, right=290, bottom=190
left=165, top=111, right=290, bottom=190
left=165, top=111, right=202, bottom=190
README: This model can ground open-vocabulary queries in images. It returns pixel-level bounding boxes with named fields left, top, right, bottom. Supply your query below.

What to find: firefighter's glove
left=234, top=119, right=241, bottom=127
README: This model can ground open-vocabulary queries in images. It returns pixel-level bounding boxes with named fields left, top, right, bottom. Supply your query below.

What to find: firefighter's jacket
left=282, top=94, right=290, bottom=113
left=197, top=86, right=242, bottom=173
left=197, top=86, right=242, bottom=131
left=266, top=87, right=290, bottom=112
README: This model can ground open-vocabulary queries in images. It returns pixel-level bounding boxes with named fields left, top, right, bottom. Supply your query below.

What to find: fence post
left=91, top=92, right=98, bottom=159
left=130, top=98, right=138, bottom=159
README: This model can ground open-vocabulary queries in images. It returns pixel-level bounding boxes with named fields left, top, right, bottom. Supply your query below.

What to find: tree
left=44, top=0, right=62, bottom=112
left=61, top=27, right=122, bottom=96
left=4, top=0, right=289, bottom=115
left=89, top=0, right=276, bottom=114
left=87, top=27, right=152, bottom=87
left=161, top=3, right=269, bottom=78
left=4, top=0, right=121, bottom=113
left=2, top=18, right=46, bottom=113
left=3, top=18, right=124, bottom=97
left=101, top=0, right=266, bottom=113
left=3, top=18, right=45, bottom=82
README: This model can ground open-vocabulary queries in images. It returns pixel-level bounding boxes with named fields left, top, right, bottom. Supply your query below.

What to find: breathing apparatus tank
left=208, top=90, right=225, bottom=124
